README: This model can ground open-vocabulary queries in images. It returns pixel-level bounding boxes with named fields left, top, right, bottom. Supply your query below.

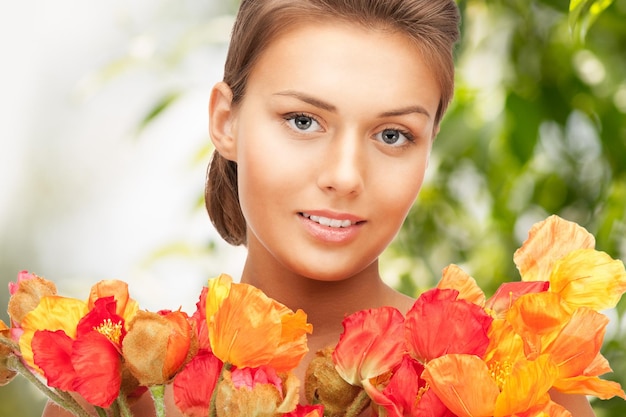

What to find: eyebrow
left=273, top=90, right=432, bottom=120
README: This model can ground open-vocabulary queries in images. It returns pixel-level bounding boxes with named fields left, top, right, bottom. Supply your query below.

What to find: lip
left=297, top=210, right=365, bottom=244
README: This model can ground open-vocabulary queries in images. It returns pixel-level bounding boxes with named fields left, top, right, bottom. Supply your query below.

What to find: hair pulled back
left=206, top=0, right=461, bottom=246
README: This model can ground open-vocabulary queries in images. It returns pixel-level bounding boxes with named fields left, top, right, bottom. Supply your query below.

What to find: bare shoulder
left=381, top=284, right=416, bottom=315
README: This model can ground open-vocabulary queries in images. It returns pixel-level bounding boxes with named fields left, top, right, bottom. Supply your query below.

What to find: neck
left=240, top=256, right=391, bottom=341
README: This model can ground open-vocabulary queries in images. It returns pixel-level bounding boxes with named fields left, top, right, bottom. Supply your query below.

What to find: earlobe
left=209, top=81, right=237, bottom=161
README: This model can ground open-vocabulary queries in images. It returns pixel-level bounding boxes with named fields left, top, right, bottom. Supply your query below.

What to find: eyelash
left=283, top=112, right=321, bottom=130
left=282, top=113, right=416, bottom=146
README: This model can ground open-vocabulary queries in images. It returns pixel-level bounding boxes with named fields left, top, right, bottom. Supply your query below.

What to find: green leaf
left=569, top=0, right=614, bottom=42
left=136, top=91, right=181, bottom=134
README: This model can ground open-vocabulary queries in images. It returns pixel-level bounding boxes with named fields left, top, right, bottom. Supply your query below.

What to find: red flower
left=173, top=349, right=223, bottom=417
left=405, top=288, right=493, bottom=363
left=332, top=307, right=405, bottom=387
left=31, top=297, right=125, bottom=407
left=283, top=404, right=325, bottom=417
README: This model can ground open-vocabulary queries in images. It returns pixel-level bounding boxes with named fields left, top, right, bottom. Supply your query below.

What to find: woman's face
left=225, top=22, right=441, bottom=281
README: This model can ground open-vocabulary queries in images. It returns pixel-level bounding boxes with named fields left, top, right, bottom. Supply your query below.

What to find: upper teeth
left=302, top=213, right=354, bottom=228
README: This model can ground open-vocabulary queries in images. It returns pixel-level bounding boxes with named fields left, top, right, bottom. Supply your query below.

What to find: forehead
left=244, top=22, right=441, bottom=117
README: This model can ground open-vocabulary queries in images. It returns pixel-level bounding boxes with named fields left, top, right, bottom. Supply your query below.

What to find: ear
left=209, top=81, right=237, bottom=161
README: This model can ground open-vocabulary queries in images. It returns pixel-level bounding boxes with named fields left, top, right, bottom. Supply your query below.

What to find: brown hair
left=206, top=0, right=461, bottom=246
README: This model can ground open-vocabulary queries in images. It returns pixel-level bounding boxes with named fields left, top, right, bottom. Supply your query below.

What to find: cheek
left=375, top=158, right=429, bottom=228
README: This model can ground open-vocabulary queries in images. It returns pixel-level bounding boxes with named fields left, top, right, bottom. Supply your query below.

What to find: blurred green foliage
left=393, top=0, right=626, bottom=415
left=3, top=0, right=625, bottom=416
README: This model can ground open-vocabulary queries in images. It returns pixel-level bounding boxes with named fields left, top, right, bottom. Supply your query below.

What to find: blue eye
left=285, top=113, right=322, bottom=132
left=376, top=128, right=413, bottom=146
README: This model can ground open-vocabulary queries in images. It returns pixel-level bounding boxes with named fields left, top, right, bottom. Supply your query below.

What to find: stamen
left=94, top=318, right=123, bottom=345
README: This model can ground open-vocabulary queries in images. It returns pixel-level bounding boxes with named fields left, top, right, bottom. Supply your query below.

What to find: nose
left=316, top=130, right=365, bottom=197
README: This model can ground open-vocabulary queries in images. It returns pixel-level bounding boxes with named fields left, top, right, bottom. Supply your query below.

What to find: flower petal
left=206, top=274, right=232, bottom=322
left=71, top=331, right=122, bottom=407
left=207, top=277, right=311, bottom=371
left=422, top=354, right=499, bottom=417
left=88, top=280, right=138, bottom=321
left=406, top=288, right=493, bottom=363
left=485, top=281, right=549, bottom=319
left=19, top=296, right=88, bottom=370
left=31, top=330, right=76, bottom=391
left=504, top=292, right=571, bottom=360
left=514, top=215, right=595, bottom=282
left=545, top=307, right=608, bottom=379
left=7, top=271, right=56, bottom=326
left=332, top=307, right=405, bottom=386
left=437, top=264, right=486, bottom=306
left=282, top=404, right=325, bottom=417
left=374, top=355, right=435, bottom=417
left=76, top=296, right=125, bottom=344
left=173, top=350, right=223, bottom=417
left=123, top=310, right=193, bottom=386
left=494, top=355, right=557, bottom=416
left=552, top=375, right=626, bottom=400
left=549, top=249, right=626, bottom=311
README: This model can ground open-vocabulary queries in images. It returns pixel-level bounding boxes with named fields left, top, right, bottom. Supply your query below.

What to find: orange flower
left=514, top=215, right=626, bottom=311
left=422, top=353, right=559, bottom=417
left=122, top=309, right=195, bottom=386
left=205, top=274, right=312, bottom=372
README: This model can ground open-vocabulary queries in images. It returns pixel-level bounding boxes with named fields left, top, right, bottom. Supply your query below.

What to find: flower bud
left=215, top=366, right=300, bottom=417
left=7, top=271, right=56, bottom=327
left=122, top=310, right=195, bottom=386
left=305, top=347, right=363, bottom=417
left=0, top=320, right=17, bottom=386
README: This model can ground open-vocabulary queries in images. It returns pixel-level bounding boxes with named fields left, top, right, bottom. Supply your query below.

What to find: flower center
left=489, top=360, right=512, bottom=391
left=95, top=318, right=123, bottom=345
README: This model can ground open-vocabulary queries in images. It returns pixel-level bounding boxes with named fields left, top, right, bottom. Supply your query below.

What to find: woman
left=44, top=0, right=596, bottom=415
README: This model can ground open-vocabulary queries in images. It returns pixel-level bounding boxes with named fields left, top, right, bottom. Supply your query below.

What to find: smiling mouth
left=300, top=212, right=363, bottom=228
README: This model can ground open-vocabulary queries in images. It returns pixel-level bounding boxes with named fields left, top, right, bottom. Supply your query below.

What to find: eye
left=375, top=128, right=414, bottom=147
left=285, top=113, right=322, bottom=133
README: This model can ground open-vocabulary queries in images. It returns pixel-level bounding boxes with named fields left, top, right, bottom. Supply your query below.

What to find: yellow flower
left=19, top=295, right=89, bottom=371
left=514, top=215, right=626, bottom=311
left=513, top=215, right=595, bottom=282
left=206, top=274, right=312, bottom=372
left=549, top=248, right=626, bottom=311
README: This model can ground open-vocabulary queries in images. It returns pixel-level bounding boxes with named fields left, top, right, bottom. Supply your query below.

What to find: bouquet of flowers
left=1, top=215, right=625, bottom=417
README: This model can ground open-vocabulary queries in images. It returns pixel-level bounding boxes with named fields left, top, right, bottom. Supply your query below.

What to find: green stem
left=344, top=389, right=371, bottom=417
left=209, top=363, right=231, bottom=417
left=115, top=393, right=133, bottom=417
left=7, top=355, right=93, bottom=417
left=94, top=407, right=108, bottom=417
left=149, top=385, right=166, bottom=417
left=0, top=334, right=20, bottom=351
left=109, top=399, right=121, bottom=417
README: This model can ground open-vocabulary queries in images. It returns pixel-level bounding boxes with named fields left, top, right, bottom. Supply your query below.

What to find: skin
left=43, top=21, right=596, bottom=417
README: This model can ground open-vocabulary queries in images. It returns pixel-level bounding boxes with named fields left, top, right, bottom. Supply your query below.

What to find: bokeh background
left=1, top=0, right=625, bottom=416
